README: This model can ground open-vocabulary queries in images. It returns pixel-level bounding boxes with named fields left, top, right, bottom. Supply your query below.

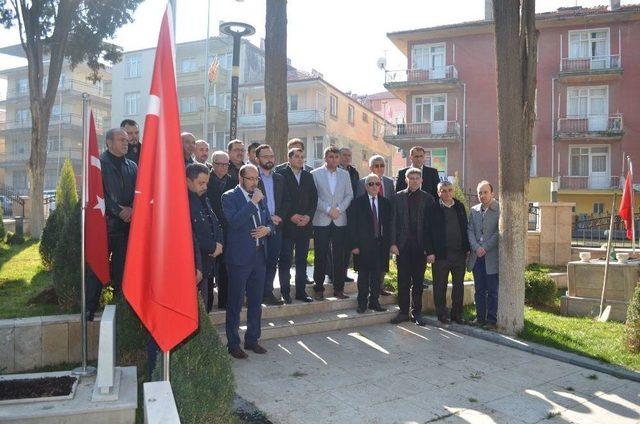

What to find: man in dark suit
left=187, top=163, right=223, bottom=311
left=390, top=167, right=435, bottom=326
left=395, top=146, right=440, bottom=198
left=227, top=139, right=245, bottom=181
left=349, top=173, right=391, bottom=313
left=181, top=132, right=196, bottom=167
left=336, top=146, right=360, bottom=284
left=275, top=138, right=313, bottom=173
left=424, top=180, right=470, bottom=324
left=247, top=141, right=261, bottom=167
left=206, top=150, right=236, bottom=310
left=256, top=144, right=291, bottom=305
left=276, top=147, right=317, bottom=303
left=222, top=164, right=274, bottom=359
left=121, top=119, right=141, bottom=165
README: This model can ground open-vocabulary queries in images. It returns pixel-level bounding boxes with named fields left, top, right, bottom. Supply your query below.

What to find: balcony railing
left=560, top=55, right=621, bottom=73
left=384, top=121, right=460, bottom=139
left=558, top=175, right=621, bottom=190
left=238, top=109, right=326, bottom=128
left=384, top=66, right=459, bottom=84
left=5, top=79, right=106, bottom=99
left=556, top=114, right=623, bottom=135
left=3, top=113, right=102, bottom=131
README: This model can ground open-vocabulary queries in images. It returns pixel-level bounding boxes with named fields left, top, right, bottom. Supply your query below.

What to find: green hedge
left=39, top=208, right=61, bottom=270
left=626, top=285, right=640, bottom=353
left=524, top=270, right=556, bottom=307
left=52, top=203, right=81, bottom=312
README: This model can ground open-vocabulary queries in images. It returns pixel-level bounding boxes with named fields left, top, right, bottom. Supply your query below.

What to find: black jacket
left=341, top=164, right=360, bottom=200
left=275, top=162, right=313, bottom=173
left=276, top=165, right=317, bottom=239
left=100, top=151, right=137, bottom=236
left=257, top=170, right=291, bottom=232
left=391, top=188, right=434, bottom=250
left=228, top=161, right=242, bottom=182
left=206, top=172, right=236, bottom=231
left=348, top=194, right=392, bottom=272
left=189, top=190, right=223, bottom=279
left=125, top=142, right=141, bottom=165
left=423, top=198, right=470, bottom=260
left=395, top=165, right=440, bottom=198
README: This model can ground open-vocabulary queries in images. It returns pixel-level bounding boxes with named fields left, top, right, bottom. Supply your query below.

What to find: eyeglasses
left=213, top=162, right=230, bottom=166
left=258, top=154, right=275, bottom=160
left=372, top=163, right=385, bottom=168
left=242, top=176, right=260, bottom=182
left=367, top=182, right=382, bottom=187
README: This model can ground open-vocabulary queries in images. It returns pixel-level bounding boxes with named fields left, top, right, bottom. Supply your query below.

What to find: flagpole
left=73, top=93, right=96, bottom=377
left=628, top=156, right=635, bottom=254
left=203, top=0, right=211, bottom=140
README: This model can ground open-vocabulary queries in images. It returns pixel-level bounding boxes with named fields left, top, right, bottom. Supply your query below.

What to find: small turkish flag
left=85, top=111, right=110, bottom=285
left=122, top=6, right=198, bottom=352
left=619, top=169, right=634, bottom=240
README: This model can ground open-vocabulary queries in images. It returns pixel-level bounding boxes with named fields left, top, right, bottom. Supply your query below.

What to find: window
left=414, top=94, right=446, bottom=126
left=252, top=99, right=263, bottom=114
left=362, top=112, right=368, bottom=123
left=208, top=84, right=217, bottom=107
left=570, top=146, right=609, bottom=190
left=218, top=93, right=231, bottom=110
left=51, top=104, right=61, bottom=117
left=216, top=131, right=230, bottom=149
left=425, top=148, right=447, bottom=175
left=179, top=96, right=199, bottom=113
left=411, top=43, right=446, bottom=78
left=569, top=29, right=608, bottom=59
left=530, top=145, right=537, bottom=177
left=16, top=78, right=28, bottom=95
left=567, top=86, right=608, bottom=131
left=217, top=53, right=233, bottom=70
left=347, top=105, right=355, bottom=125
left=329, top=94, right=338, bottom=117
left=288, top=94, right=298, bottom=111
left=48, top=136, right=63, bottom=152
left=125, top=54, right=141, bottom=78
left=15, top=109, right=30, bottom=124
left=13, top=170, right=28, bottom=189
left=313, top=136, right=324, bottom=166
left=179, top=58, right=198, bottom=73
left=372, top=121, right=382, bottom=138
left=593, top=202, right=604, bottom=214
left=124, top=92, right=140, bottom=116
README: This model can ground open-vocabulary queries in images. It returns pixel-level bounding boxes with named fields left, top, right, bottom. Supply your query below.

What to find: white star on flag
left=94, top=195, right=105, bottom=216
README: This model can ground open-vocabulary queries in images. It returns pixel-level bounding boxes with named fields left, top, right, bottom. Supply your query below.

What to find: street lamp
left=219, top=21, right=255, bottom=141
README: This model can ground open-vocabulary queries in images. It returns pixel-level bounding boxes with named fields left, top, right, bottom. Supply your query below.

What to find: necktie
left=371, top=197, right=379, bottom=238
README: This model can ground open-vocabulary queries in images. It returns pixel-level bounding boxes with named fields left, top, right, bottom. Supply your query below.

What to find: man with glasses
left=227, top=139, right=246, bottom=182
left=395, top=146, right=439, bottom=198
left=256, top=144, right=290, bottom=305
left=222, top=164, right=273, bottom=359
left=206, top=150, right=236, bottom=310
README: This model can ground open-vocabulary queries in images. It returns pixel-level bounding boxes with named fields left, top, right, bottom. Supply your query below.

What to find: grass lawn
left=0, top=240, right=59, bottom=319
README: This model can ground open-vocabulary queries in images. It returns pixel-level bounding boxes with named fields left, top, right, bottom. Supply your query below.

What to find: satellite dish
left=376, top=57, right=387, bottom=70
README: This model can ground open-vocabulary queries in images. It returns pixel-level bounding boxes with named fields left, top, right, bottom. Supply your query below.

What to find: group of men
left=87, top=118, right=501, bottom=361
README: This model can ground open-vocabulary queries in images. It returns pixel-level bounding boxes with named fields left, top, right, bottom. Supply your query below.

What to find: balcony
left=238, top=109, right=326, bottom=129
left=559, top=55, right=622, bottom=83
left=2, top=79, right=108, bottom=103
left=383, top=121, right=460, bottom=146
left=2, top=113, right=99, bottom=132
left=558, top=175, right=621, bottom=191
left=383, top=66, right=460, bottom=97
left=556, top=115, right=623, bottom=141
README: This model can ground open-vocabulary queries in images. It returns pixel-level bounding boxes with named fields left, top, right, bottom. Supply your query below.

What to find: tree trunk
left=493, top=0, right=538, bottom=335
left=265, top=0, right=289, bottom=163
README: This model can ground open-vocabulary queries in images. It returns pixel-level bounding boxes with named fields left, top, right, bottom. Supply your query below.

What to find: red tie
left=371, top=197, right=379, bottom=238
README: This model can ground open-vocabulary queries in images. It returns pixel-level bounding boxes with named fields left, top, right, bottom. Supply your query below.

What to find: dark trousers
left=279, top=236, right=311, bottom=298
left=263, top=230, right=283, bottom=297
left=357, top=242, right=384, bottom=309
left=85, top=232, right=128, bottom=315
left=206, top=275, right=215, bottom=312
left=313, top=224, right=346, bottom=293
left=216, top=255, right=229, bottom=309
left=198, top=279, right=210, bottom=314
left=432, top=252, right=466, bottom=319
left=397, top=240, right=426, bottom=317
left=225, top=250, right=266, bottom=349
left=85, top=268, right=102, bottom=315
left=473, top=256, right=499, bottom=324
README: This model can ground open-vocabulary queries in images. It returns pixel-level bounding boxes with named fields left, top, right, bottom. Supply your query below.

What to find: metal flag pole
left=73, top=93, right=96, bottom=377
left=598, top=192, right=617, bottom=322
left=203, top=0, right=211, bottom=140
left=629, top=156, right=635, bottom=254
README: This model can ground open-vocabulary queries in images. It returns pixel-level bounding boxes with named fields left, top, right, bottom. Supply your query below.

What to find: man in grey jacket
left=467, top=180, right=500, bottom=329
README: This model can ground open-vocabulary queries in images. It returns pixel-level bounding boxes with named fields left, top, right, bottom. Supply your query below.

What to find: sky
left=0, top=0, right=634, bottom=96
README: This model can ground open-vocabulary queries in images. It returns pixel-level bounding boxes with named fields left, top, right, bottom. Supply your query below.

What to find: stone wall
left=526, top=202, right=574, bottom=266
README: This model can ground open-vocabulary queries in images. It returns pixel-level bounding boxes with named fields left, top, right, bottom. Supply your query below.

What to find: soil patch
left=0, top=376, right=76, bottom=401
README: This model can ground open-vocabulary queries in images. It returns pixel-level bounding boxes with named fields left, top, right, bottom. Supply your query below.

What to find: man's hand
left=196, top=270, right=203, bottom=283
left=476, top=247, right=486, bottom=258
left=251, top=188, right=264, bottom=204
left=299, top=215, right=310, bottom=226
left=119, top=206, right=132, bottom=223
left=290, top=214, right=302, bottom=224
left=251, top=225, right=270, bottom=239
left=329, top=207, right=340, bottom=220
left=390, top=245, right=399, bottom=256
left=426, top=254, right=435, bottom=264
left=212, top=242, right=223, bottom=258
left=271, top=214, right=282, bottom=225
left=352, top=248, right=360, bottom=255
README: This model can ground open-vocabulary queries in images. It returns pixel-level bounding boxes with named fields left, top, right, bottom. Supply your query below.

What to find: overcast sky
left=0, top=0, right=632, bottom=95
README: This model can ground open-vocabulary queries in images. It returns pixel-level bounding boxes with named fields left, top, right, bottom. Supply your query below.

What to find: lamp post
left=219, top=21, right=255, bottom=140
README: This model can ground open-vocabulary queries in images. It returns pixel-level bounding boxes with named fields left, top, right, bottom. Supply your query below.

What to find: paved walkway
left=233, top=323, right=640, bottom=424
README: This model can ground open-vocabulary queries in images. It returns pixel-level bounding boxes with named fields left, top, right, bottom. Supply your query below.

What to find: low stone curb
left=422, top=316, right=640, bottom=383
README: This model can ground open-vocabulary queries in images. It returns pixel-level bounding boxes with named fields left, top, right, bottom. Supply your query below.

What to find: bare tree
left=1, top=0, right=142, bottom=237
left=265, top=0, right=289, bottom=162
left=493, top=0, right=538, bottom=335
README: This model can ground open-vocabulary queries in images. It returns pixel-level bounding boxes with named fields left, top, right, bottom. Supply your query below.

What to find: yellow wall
left=557, top=192, right=640, bottom=216
left=529, top=177, right=553, bottom=203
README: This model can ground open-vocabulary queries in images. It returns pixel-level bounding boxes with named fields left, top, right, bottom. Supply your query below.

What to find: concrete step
left=209, top=293, right=397, bottom=325
left=218, top=305, right=400, bottom=341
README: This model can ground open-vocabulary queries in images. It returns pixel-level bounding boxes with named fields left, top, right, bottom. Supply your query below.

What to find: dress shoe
left=334, top=291, right=349, bottom=299
left=380, top=289, right=393, bottom=296
left=263, top=294, right=285, bottom=306
left=282, top=294, right=292, bottom=304
left=413, top=315, right=427, bottom=326
left=228, top=347, right=248, bottom=359
left=306, top=279, right=315, bottom=285
left=390, top=313, right=409, bottom=324
left=314, top=291, right=325, bottom=301
left=471, top=318, right=486, bottom=327
left=483, top=321, right=497, bottom=330
left=451, top=316, right=465, bottom=325
left=244, top=343, right=267, bottom=354
left=356, top=306, right=367, bottom=314
left=295, top=295, right=313, bottom=303
left=437, top=315, right=450, bottom=324
left=344, top=276, right=355, bottom=283
left=369, top=304, right=387, bottom=312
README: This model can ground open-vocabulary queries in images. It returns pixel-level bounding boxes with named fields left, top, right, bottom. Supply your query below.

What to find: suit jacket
left=391, top=188, right=435, bottom=250
left=100, top=151, right=137, bottom=236
left=395, top=165, right=440, bottom=198
left=222, top=186, right=274, bottom=266
left=340, top=164, right=360, bottom=199
left=424, top=198, right=470, bottom=260
left=356, top=175, right=395, bottom=200
left=467, top=199, right=500, bottom=274
left=189, top=190, right=223, bottom=279
left=275, top=162, right=313, bottom=173
left=311, top=165, right=353, bottom=227
left=348, top=194, right=392, bottom=272
left=276, top=165, right=318, bottom=239
left=258, top=170, right=290, bottom=232
left=206, top=172, right=236, bottom=231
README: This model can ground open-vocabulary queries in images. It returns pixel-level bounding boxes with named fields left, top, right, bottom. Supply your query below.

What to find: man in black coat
left=424, top=180, right=470, bottom=324
left=227, top=139, right=245, bottom=182
left=187, top=163, right=223, bottom=311
left=256, top=144, right=291, bottom=305
left=181, top=132, right=196, bottom=167
left=86, top=128, right=137, bottom=320
left=207, top=150, right=237, bottom=310
left=395, top=146, right=440, bottom=198
left=337, top=146, right=360, bottom=283
left=275, top=138, right=313, bottom=173
left=121, top=119, right=141, bottom=165
left=276, top=147, right=317, bottom=303
left=349, top=173, right=391, bottom=313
